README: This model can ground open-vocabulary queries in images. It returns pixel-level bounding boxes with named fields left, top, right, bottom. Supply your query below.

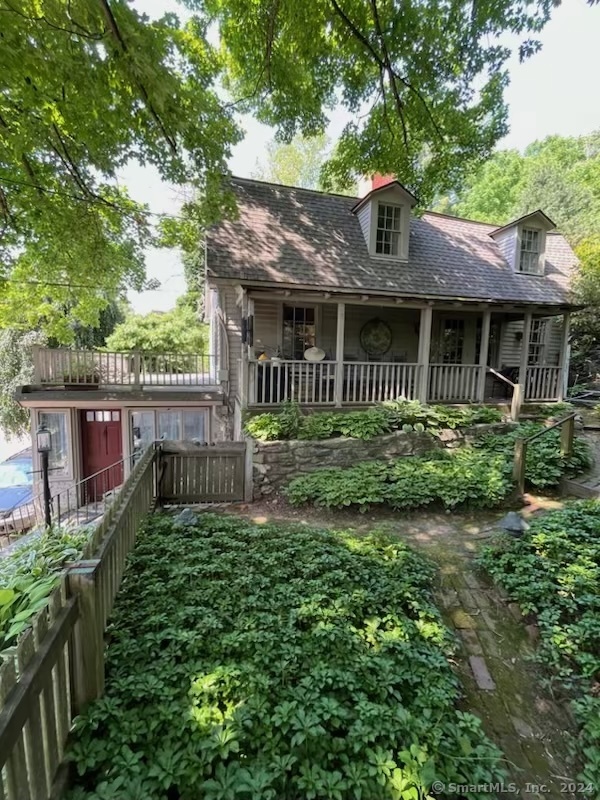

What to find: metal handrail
left=0, top=450, right=145, bottom=547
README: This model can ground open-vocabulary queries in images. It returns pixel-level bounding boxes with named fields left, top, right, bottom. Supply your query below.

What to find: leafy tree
left=0, top=0, right=239, bottom=341
left=104, top=306, right=208, bottom=354
left=0, top=330, right=47, bottom=439
left=0, top=299, right=128, bottom=438
left=253, top=134, right=331, bottom=189
left=210, top=0, right=578, bottom=204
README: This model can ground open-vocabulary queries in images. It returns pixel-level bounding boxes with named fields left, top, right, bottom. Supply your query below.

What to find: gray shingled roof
left=206, top=178, right=578, bottom=306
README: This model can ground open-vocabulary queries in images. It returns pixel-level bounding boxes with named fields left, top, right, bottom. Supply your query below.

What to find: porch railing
left=32, top=347, right=220, bottom=388
left=428, top=364, right=481, bottom=403
left=525, top=366, right=562, bottom=402
left=249, top=360, right=337, bottom=405
left=342, top=362, right=420, bottom=403
left=247, top=360, right=563, bottom=407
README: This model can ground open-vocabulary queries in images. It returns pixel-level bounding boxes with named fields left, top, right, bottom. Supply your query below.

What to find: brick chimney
left=357, top=173, right=396, bottom=197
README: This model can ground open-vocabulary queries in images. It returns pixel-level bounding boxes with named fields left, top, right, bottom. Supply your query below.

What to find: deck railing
left=32, top=347, right=220, bottom=388
left=525, top=366, right=562, bottom=402
left=428, top=364, right=482, bottom=403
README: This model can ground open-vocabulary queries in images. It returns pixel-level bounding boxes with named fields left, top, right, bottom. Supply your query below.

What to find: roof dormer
left=352, top=176, right=418, bottom=262
left=489, top=210, right=556, bottom=276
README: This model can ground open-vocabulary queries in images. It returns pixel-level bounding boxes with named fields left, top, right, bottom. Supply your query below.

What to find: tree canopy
left=253, top=134, right=331, bottom=189
left=104, top=305, right=208, bottom=354
left=0, top=0, right=238, bottom=340
left=2, top=0, right=596, bottom=340
left=210, top=0, right=579, bottom=204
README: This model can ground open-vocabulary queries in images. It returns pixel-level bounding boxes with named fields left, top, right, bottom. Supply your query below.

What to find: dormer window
left=519, top=228, right=541, bottom=274
left=375, top=203, right=401, bottom=256
left=352, top=179, right=417, bottom=261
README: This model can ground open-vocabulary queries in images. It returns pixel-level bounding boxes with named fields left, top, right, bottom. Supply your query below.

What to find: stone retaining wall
left=251, top=423, right=515, bottom=498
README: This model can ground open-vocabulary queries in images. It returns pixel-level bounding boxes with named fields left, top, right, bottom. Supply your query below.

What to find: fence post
left=68, top=561, right=104, bottom=715
left=132, top=352, right=142, bottom=388
left=512, top=438, right=527, bottom=496
left=510, top=383, right=523, bottom=422
left=560, top=416, right=575, bottom=457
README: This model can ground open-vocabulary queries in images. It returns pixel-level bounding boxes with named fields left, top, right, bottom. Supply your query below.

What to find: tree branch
left=96, top=0, right=178, bottom=154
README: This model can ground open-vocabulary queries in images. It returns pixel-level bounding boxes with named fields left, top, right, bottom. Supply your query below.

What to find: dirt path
left=231, top=498, right=579, bottom=799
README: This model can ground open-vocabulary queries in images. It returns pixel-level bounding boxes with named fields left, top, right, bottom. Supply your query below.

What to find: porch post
left=518, top=310, right=533, bottom=397
left=334, top=302, right=345, bottom=407
left=417, top=306, right=433, bottom=403
left=557, top=311, right=571, bottom=401
left=240, top=290, right=249, bottom=409
left=477, top=309, right=491, bottom=402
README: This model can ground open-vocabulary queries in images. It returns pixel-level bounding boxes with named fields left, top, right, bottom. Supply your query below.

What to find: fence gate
left=158, top=441, right=247, bottom=504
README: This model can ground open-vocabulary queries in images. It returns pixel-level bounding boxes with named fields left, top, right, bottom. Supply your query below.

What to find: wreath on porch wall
left=359, top=318, right=393, bottom=356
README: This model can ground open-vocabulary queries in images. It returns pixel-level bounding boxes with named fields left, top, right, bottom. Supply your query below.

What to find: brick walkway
left=395, top=510, right=578, bottom=800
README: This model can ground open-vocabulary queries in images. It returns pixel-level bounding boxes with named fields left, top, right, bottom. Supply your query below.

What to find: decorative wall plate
left=360, top=318, right=393, bottom=356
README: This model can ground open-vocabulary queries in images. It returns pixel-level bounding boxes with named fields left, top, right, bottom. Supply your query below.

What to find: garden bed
left=66, top=512, right=507, bottom=799
left=478, top=501, right=600, bottom=791
left=284, top=423, right=591, bottom=513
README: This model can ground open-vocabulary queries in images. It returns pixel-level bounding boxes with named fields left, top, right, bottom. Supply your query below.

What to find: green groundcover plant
left=0, top=527, right=88, bottom=652
left=285, top=425, right=590, bottom=512
left=286, top=450, right=511, bottom=512
left=67, top=513, right=506, bottom=799
left=245, top=401, right=503, bottom=442
left=478, top=501, right=600, bottom=790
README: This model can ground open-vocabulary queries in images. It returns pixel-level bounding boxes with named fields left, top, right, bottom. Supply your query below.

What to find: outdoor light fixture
left=36, top=424, right=52, bottom=453
left=36, top=423, right=52, bottom=528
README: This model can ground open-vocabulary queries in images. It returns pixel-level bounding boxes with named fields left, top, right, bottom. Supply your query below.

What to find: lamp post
left=36, top=424, right=52, bottom=528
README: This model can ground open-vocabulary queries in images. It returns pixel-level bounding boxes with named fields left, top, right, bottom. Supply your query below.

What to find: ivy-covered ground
left=479, top=501, right=600, bottom=792
left=66, top=513, right=507, bottom=800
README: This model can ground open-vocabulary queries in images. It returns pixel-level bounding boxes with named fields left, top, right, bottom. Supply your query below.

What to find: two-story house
left=17, top=174, right=579, bottom=500
left=206, top=175, right=578, bottom=438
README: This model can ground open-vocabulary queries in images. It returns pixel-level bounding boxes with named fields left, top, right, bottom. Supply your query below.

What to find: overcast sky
left=125, top=0, right=600, bottom=314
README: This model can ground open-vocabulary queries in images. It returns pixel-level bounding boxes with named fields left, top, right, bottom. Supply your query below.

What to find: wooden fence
left=158, top=442, right=247, bottom=504
left=0, top=445, right=156, bottom=800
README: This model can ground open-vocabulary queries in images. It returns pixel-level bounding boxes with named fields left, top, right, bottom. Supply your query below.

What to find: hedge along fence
left=0, top=445, right=157, bottom=800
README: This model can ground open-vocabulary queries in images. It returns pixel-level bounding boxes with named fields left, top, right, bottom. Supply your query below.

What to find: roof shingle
left=206, top=178, right=578, bottom=306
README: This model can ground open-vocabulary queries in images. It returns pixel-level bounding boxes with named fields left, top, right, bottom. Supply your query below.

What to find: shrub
left=478, top=501, right=600, bottom=788
left=245, top=401, right=503, bottom=442
left=67, top=514, right=506, bottom=799
left=285, top=449, right=512, bottom=512
left=333, top=408, right=391, bottom=439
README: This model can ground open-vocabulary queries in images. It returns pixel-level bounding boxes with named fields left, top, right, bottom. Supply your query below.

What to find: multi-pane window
left=282, top=305, right=316, bottom=360
left=528, top=320, right=547, bottom=365
left=39, top=411, right=68, bottom=476
left=131, top=409, right=209, bottom=460
left=375, top=204, right=401, bottom=256
left=440, top=319, right=465, bottom=363
left=519, top=228, right=541, bottom=273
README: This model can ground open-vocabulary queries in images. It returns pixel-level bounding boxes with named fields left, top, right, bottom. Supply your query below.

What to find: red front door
left=81, top=410, right=123, bottom=501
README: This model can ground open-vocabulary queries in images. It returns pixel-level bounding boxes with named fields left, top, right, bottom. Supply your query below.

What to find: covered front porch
left=242, top=293, right=570, bottom=409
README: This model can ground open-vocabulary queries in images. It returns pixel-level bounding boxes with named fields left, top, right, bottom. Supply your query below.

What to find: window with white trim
left=131, top=409, right=210, bottom=461
left=375, top=203, right=401, bottom=256
left=519, top=228, right=541, bottom=274
left=528, top=320, right=547, bottom=365
left=440, top=319, right=465, bottom=363
left=39, top=411, right=69, bottom=476
left=282, top=305, right=316, bottom=360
